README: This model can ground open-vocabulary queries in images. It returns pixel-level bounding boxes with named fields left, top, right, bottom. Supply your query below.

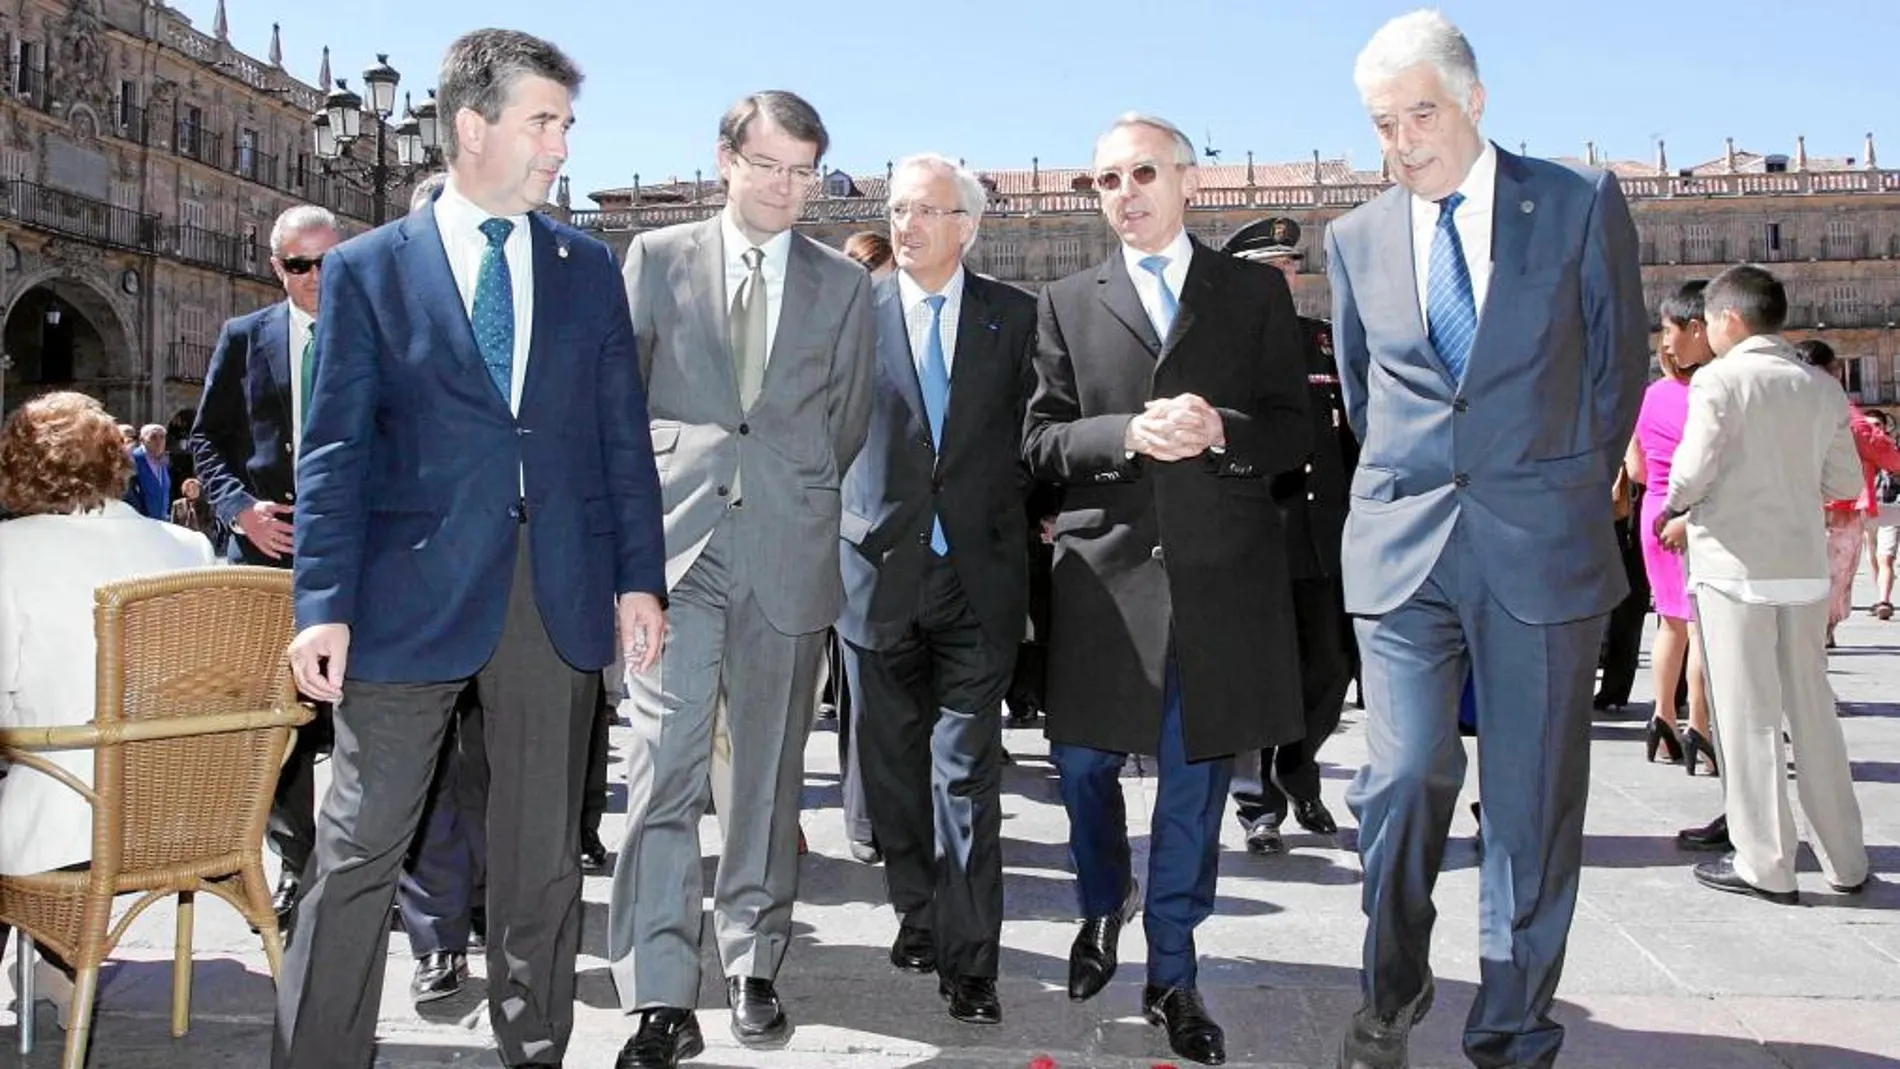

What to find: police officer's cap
left=1223, top=216, right=1304, bottom=263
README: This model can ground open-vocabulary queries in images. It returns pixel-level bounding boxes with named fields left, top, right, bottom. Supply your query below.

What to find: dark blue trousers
left=1050, top=662, right=1231, bottom=989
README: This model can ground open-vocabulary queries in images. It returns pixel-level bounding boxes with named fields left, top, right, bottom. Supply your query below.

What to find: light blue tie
left=1137, top=254, right=1178, bottom=337
left=472, top=217, right=515, bottom=403
left=920, top=294, right=950, bottom=555
left=1426, top=192, right=1477, bottom=383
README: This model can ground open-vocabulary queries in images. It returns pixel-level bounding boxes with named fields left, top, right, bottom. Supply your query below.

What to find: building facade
left=578, top=141, right=1900, bottom=422
left=0, top=0, right=410, bottom=427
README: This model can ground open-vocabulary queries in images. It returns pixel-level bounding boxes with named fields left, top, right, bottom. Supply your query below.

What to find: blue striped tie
left=1426, top=192, right=1477, bottom=383
left=473, top=217, right=515, bottom=402
left=1137, top=254, right=1178, bottom=336
left=920, top=294, right=950, bottom=555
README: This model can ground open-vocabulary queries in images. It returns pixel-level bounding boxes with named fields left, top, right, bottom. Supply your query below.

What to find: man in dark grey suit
left=1326, top=12, right=1646, bottom=1069
left=607, top=90, right=875, bottom=1069
left=834, top=154, right=1037, bottom=1027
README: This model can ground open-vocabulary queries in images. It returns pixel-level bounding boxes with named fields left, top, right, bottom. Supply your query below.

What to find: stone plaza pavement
left=4, top=573, right=1898, bottom=1068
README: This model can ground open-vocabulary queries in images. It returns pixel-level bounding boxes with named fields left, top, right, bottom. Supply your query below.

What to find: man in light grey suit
left=607, top=89, right=875, bottom=1069
left=1656, top=265, right=1870, bottom=906
left=1325, top=11, right=1647, bottom=1069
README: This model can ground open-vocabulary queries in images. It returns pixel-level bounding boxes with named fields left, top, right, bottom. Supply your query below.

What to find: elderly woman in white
left=0, top=391, right=215, bottom=1027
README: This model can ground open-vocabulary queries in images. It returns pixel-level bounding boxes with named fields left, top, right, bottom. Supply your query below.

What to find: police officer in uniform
left=1221, top=217, right=1360, bottom=854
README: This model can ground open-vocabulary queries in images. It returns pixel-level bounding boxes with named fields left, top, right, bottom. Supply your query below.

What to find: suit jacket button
left=716, top=485, right=729, bottom=497
left=1307, top=491, right=1317, bottom=501
left=1453, top=398, right=1470, bottom=413
left=918, top=532, right=930, bottom=545
left=1151, top=545, right=1164, bottom=561
left=1454, top=473, right=1471, bottom=488
left=284, top=442, right=293, bottom=455
left=739, top=422, right=750, bottom=435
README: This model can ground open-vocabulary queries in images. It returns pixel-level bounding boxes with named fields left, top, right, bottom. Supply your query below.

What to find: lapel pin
left=1520, top=200, right=1535, bottom=214
left=556, top=239, right=570, bottom=259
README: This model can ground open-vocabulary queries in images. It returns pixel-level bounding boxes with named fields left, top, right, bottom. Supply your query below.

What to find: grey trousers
left=1693, top=588, right=1868, bottom=892
left=1346, top=528, right=1602, bottom=1069
left=272, top=535, right=597, bottom=1068
left=608, top=522, right=826, bottom=1009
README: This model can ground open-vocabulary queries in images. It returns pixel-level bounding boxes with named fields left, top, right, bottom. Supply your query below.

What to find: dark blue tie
left=1137, top=254, right=1178, bottom=337
left=920, top=294, right=950, bottom=555
left=473, top=217, right=515, bottom=403
left=1426, top=192, right=1477, bottom=383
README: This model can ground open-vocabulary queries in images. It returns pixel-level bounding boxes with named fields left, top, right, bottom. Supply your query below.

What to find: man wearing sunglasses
left=607, top=89, right=874, bottom=1069
left=187, top=203, right=340, bottom=937
left=1023, top=112, right=1312, bottom=1066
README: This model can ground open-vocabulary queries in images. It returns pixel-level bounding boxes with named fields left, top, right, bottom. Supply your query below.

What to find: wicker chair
left=0, top=566, right=311, bottom=1069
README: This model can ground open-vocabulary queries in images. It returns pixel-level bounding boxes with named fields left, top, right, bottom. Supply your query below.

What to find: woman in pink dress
left=1625, top=284, right=1715, bottom=773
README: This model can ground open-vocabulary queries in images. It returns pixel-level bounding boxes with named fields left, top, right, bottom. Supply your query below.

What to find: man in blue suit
left=189, top=204, right=339, bottom=935
left=1326, top=11, right=1646, bottom=1069
left=123, top=424, right=172, bottom=518
left=276, top=29, right=666, bottom=1069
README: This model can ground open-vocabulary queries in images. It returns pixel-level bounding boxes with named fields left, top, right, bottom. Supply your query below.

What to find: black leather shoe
left=1143, top=985, right=1225, bottom=1065
left=1292, top=798, right=1339, bottom=836
left=1338, top=976, right=1435, bottom=1069
left=939, top=975, right=1002, bottom=1024
left=580, top=828, right=610, bottom=873
left=1067, top=879, right=1139, bottom=1001
left=890, top=923, right=935, bottom=973
left=614, top=1008, right=703, bottom=1069
left=1694, top=855, right=1797, bottom=905
left=1244, top=818, right=1285, bottom=856
left=410, top=951, right=468, bottom=1004
left=725, top=976, right=790, bottom=1048
left=1676, top=814, right=1730, bottom=852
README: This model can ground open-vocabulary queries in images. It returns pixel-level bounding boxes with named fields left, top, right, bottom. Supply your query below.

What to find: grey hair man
left=1326, top=10, right=1647, bottom=1069
left=829, top=148, right=1037, bottom=1027
left=606, top=88, right=874, bottom=1068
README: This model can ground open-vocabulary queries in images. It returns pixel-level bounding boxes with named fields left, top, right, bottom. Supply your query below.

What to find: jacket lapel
left=940, top=271, right=1001, bottom=463
left=874, top=275, right=929, bottom=433
left=1097, top=253, right=1161, bottom=356
left=1471, top=146, right=1536, bottom=362
left=259, top=301, right=293, bottom=419
left=396, top=205, right=508, bottom=414
left=518, top=214, right=565, bottom=416
left=681, top=217, right=740, bottom=409
left=1157, top=241, right=1216, bottom=367
left=762, top=236, right=821, bottom=405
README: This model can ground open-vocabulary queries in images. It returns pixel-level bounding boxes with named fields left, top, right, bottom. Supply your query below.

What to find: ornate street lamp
left=311, top=57, right=442, bottom=225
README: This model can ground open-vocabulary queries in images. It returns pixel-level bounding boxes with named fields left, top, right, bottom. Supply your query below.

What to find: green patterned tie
left=473, top=218, right=516, bottom=402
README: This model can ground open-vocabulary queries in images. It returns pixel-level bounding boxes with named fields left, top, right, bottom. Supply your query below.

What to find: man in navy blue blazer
left=275, top=29, right=666, bottom=1069
left=1326, top=12, right=1647, bottom=1069
left=188, top=204, right=340, bottom=935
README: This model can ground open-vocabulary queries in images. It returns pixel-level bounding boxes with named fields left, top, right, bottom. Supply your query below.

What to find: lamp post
left=311, top=54, right=442, bottom=225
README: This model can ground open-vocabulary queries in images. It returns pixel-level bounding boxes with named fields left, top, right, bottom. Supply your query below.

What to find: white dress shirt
left=1411, top=141, right=1498, bottom=322
left=1121, top=228, right=1194, bottom=341
left=0, top=502, right=215, bottom=874
left=433, top=178, right=534, bottom=415
left=721, top=208, right=793, bottom=363
left=898, top=266, right=965, bottom=380
left=288, top=301, right=315, bottom=452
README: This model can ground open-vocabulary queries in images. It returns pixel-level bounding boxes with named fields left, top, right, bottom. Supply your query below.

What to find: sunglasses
left=1093, top=162, right=1179, bottom=192
left=278, top=256, right=323, bottom=275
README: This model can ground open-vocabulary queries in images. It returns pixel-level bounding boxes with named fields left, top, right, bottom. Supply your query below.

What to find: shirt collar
left=897, top=266, right=965, bottom=314
left=287, top=301, right=315, bottom=336
left=1120, top=228, right=1193, bottom=281
left=1413, top=140, right=1498, bottom=215
left=720, top=208, right=794, bottom=276
left=435, top=177, right=528, bottom=240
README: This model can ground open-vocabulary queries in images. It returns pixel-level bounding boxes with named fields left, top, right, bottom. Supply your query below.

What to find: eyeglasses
left=731, top=153, right=820, bottom=186
left=278, top=256, right=323, bottom=276
left=1093, top=162, right=1181, bottom=192
left=889, top=202, right=968, bottom=222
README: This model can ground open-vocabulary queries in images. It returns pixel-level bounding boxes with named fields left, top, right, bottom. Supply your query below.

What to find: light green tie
left=299, top=333, right=316, bottom=437
left=730, top=246, right=768, bottom=410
